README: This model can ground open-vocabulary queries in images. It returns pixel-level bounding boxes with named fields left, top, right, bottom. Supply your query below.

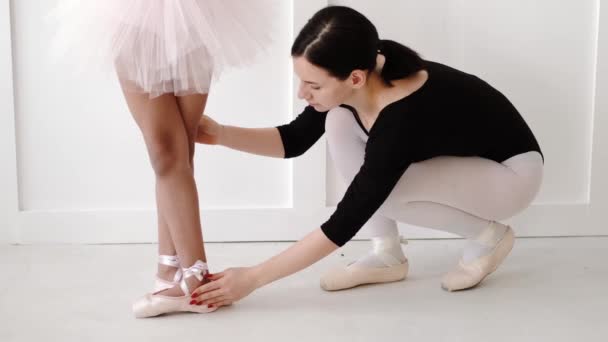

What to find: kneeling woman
left=190, top=6, right=543, bottom=309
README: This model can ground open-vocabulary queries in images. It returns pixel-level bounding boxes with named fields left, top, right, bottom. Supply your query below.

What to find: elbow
left=283, top=150, right=305, bottom=159
left=282, top=144, right=307, bottom=159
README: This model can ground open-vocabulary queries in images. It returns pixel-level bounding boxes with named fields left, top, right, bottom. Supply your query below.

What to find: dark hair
left=291, top=6, right=424, bottom=86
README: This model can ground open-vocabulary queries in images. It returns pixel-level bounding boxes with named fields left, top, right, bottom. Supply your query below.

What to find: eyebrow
left=303, top=81, right=320, bottom=86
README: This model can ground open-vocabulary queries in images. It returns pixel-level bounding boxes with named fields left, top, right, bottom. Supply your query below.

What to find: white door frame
left=1, top=0, right=18, bottom=244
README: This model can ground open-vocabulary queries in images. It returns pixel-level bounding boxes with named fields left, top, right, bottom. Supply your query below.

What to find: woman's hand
left=190, top=229, right=338, bottom=310
left=196, top=114, right=223, bottom=145
left=190, top=267, right=261, bottom=309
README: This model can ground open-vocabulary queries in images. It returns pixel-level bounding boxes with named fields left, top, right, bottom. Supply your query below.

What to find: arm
left=219, top=124, right=285, bottom=158
left=197, top=115, right=285, bottom=158
left=197, top=106, right=327, bottom=159
left=320, top=114, right=414, bottom=247
left=189, top=139, right=410, bottom=308
left=190, top=120, right=412, bottom=308
left=189, top=109, right=410, bottom=307
left=252, top=228, right=338, bottom=288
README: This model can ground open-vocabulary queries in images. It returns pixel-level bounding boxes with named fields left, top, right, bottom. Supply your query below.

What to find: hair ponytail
left=378, top=39, right=424, bottom=86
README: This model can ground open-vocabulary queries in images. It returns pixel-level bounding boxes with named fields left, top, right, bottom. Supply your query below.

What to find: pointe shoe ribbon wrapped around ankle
left=134, top=260, right=216, bottom=318
left=154, top=255, right=183, bottom=292
left=179, top=260, right=208, bottom=296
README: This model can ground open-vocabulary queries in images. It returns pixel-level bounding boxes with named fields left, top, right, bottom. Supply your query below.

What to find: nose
left=297, top=82, right=311, bottom=101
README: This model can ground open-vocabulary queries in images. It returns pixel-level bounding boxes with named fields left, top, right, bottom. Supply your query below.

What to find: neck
left=343, top=71, right=388, bottom=121
left=344, top=70, right=428, bottom=123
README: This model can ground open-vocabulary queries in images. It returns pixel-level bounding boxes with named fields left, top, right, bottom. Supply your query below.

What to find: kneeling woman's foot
left=442, top=223, right=515, bottom=292
left=320, top=235, right=409, bottom=291
left=133, top=260, right=217, bottom=318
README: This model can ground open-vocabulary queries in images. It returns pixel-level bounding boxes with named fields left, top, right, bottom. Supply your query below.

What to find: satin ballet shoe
left=441, top=225, right=515, bottom=292
left=320, top=237, right=409, bottom=291
left=133, top=260, right=217, bottom=318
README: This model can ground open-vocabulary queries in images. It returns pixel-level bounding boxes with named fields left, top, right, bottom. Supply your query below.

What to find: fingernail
left=196, top=302, right=204, bottom=306
left=189, top=300, right=197, bottom=305
left=208, top=304, right=214, bottom=308
left=191, top=293, right=199, bottom=298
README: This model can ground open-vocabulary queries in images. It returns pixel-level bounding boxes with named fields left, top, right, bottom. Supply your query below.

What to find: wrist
left=250, top=263, right=269, bottom=289
left=217, top=124, right=227, bottom=146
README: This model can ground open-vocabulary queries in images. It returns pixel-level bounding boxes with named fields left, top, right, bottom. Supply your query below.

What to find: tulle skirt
left=50, top=0, right=278, bottom=98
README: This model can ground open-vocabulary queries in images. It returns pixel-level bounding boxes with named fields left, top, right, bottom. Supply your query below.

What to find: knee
left=491, top=175, right=544, bottom=221
left=325, top=106, right=358, bottom=139
left=146, top=134, right=189, bottom=176
left=325, top=106, right=361, bottom=159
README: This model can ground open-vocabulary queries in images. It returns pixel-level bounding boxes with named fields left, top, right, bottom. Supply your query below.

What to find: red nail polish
left=192, top=293, right=199, bottom=298
left=196, top=302, right=204, bottom=306
left=208, top=304, right=214, bottom=308
left=189, top=300, right=197, bottom=305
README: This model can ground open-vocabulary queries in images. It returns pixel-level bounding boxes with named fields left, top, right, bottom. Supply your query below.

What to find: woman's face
left=293, top=56, right=353, bottom=112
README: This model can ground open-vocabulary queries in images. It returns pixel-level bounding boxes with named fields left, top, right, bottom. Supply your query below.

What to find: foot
left=441, top=223, right=515, bottom=292
left=320, top=235, right=409, bottom=291
left=133, top=260, right=217, bottom=318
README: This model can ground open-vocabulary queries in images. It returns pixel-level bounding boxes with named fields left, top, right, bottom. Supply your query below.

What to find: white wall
left=1, top=0, right=607, bottom=244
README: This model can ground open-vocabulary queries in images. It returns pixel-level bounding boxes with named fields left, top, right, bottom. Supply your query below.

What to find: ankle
left=183, top=275, right=206, bottom=294
left=371, top=235, right=407, bottom=262
left=180, top=260, right=209, bottom=295
left=374, top=246, right=407, bottom=264
left=474, top=222, right=508, bottom=246
left=157, top=264, right=178, bottom=282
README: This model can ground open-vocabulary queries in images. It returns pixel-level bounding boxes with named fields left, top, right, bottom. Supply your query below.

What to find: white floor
left=1, top=237, right=607, bottom=342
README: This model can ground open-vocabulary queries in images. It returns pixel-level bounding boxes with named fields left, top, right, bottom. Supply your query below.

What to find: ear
left=349, top=70, right=368, bottom=89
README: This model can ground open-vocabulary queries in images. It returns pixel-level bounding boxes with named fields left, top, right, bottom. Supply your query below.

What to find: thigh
left=380, top=153, right=543, bottom=221
left=119, top=80, right=190, bottom=162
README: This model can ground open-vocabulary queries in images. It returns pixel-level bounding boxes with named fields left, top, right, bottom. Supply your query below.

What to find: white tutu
left=50, top=0, right=279, bottom=97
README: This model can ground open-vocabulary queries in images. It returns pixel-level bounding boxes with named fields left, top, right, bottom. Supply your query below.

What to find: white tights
left=325, top=107, right=544, bottom=265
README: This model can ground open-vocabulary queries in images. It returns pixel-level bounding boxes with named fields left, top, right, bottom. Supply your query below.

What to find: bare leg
left=156, top=95, right=207, bottom=282
left=121, top=82, right=207, bottom=296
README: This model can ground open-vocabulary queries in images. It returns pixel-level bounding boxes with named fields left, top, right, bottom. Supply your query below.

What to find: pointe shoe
left=320, top=237, right=409, bottom=291
left=441, top=225, right=515, bottom=292
left=154, top=255, right=183, bottom=293
left=133, top=260, right=217, bottom=318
